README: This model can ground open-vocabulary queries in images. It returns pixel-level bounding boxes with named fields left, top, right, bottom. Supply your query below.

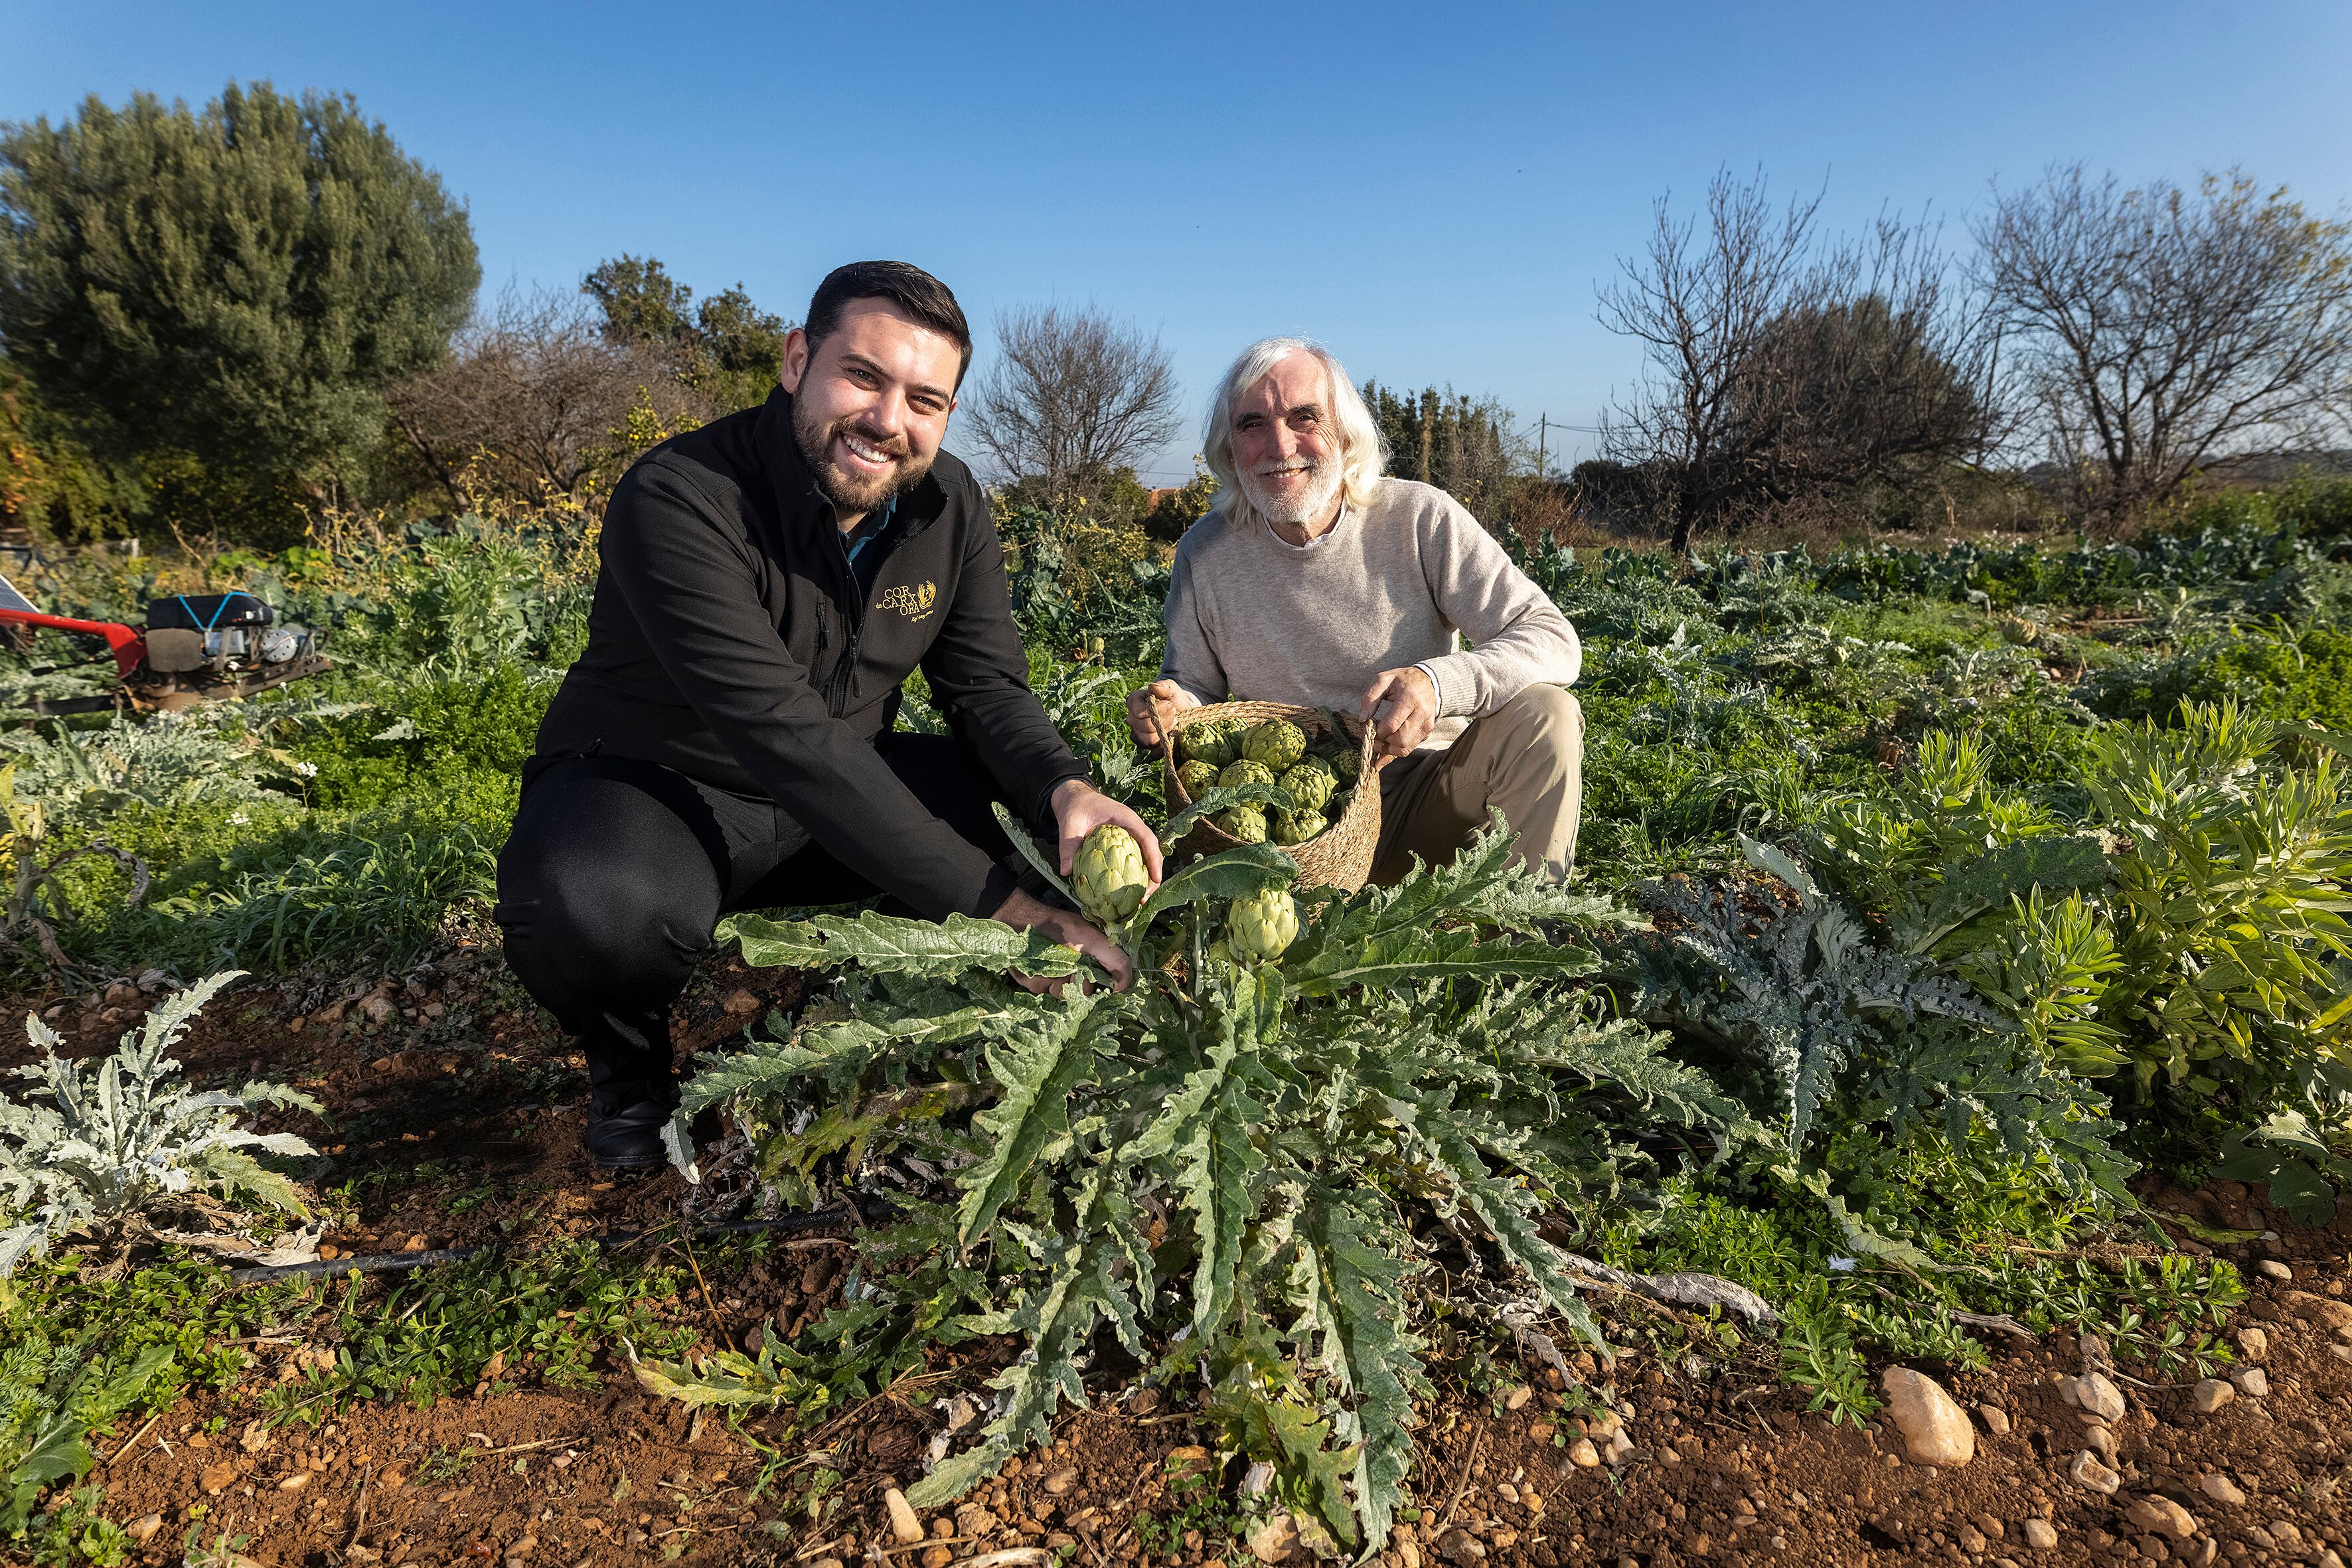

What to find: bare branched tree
left=388, top=285, right=713, bottom=509
left=1597, top=170, right=1825, bottom=553
left=962, top=305, right=1181, bottom=508
left=1974, top=166, right=2352, bottom=524
left=1597, top=170, right=2000, bottom=550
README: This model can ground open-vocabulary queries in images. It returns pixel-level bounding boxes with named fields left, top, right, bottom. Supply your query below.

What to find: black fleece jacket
left=529, top=386, right=1087, bottom=919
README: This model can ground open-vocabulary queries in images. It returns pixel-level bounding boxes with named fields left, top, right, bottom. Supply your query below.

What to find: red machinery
left=0, top=571, right=329, bottom=714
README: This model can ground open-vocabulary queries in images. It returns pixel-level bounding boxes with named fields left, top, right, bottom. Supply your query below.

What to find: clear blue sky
left=7, top=1, right=2350, bottom=481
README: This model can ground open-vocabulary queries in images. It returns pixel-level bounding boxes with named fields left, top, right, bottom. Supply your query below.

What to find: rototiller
left=0, top=570, right=329, bottom=714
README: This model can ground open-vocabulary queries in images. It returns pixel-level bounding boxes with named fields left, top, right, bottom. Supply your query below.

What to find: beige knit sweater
left=1158, top=477, right=1581, bottom=752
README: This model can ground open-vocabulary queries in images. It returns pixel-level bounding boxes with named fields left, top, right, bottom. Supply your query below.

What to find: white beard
left=1239, top=458, right=1343, bottom=527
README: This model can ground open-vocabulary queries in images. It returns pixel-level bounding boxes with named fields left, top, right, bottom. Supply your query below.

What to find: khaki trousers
left=1370, top=685, right=1584, bottom=886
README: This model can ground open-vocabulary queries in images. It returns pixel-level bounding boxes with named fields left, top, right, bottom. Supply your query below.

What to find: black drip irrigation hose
left=226, top=1204, right=869, bottom=1287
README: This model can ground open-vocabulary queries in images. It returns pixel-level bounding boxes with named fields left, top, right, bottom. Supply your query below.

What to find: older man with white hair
left=1127, top=337, right=1585, bottom=883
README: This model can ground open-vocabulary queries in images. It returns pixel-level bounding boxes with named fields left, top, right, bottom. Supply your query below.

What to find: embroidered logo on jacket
left=877, top=582, right=938, bottom=623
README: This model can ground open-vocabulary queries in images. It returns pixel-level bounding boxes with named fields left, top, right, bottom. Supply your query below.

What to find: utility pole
left=1536, top=414, right=1547, bottom=483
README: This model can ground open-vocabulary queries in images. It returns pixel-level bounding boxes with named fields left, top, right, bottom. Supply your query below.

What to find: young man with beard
left=1126, top=337, right=1584, bottom=884
left=499, top=261, right=1159, bottom=1170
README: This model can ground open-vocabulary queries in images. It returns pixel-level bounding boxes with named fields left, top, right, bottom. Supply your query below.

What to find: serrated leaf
left=1135, top=844, right=1296, bottom=928
left=991, top=801, right=1080, bottom=906
left=957, top=993, right=1115, bottom=1245
left=1289, top=927, right=1596, bottom=995
left=1891, top=835, right=2112, bottom=955
left=1161, top=782, right=1297, bottom=846
left=728, top=909, right=1085, bottom=980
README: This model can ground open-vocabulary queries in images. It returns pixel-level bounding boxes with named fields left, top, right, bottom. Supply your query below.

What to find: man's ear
left=780, top=326, right=811, bottom=394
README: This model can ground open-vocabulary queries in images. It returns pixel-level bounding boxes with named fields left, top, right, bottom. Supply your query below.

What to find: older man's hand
left=1126, top=678, right=1198, bottom=750
left=1358, top=666, right=1438, bottom=767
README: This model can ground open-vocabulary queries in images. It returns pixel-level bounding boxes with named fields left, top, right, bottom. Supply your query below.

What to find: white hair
left=1200, top=337, right=1387, bottom=530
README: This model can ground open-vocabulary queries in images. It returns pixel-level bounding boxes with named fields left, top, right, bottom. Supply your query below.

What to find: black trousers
left=493, top=736, right=1020, bottom=1113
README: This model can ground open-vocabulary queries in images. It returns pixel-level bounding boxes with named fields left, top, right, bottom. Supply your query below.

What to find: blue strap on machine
left=177, top=594, right=233, bottom=633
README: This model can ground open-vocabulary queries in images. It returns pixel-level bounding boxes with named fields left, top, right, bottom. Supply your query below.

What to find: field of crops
left=3, top=485, right=2351, bottom=1566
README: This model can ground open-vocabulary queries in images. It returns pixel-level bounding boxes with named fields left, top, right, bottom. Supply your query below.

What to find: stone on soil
left=2199, top=1473, right=2246, bottom=1505
left=127, top=1514, right=163, bottom=1543
left=1880, top=1368, right=1975, bottom=1467
left=2255, top=1259, right=2292, bottom=1281
left=2071, top=1450, right=2122, bottom=1494
left=2231, top=1367, right=2269, bottom=1397
left=2074, top=1372, right=2126, bottom=1422
left=2190, top=1377, right=2234, bottom=1413
left=2023, top=1518, right=2059, bottom=1549
left=885, top=1488, right=924, bottom=1545
left=2125, top=1494, right=2197, bottom=1539
left=2236, top=1326, right=2268, bottom=1358
left=1568, top=1437, right=1601, bottom=1468
left=1249, top=1512, right=1299, bottom=1564
left=2286, top=1290, right=2352, bottom=1330
left=1978, top=1403, right=2011, bottom=1435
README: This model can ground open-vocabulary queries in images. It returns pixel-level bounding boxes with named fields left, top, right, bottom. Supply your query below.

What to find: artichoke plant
left=680, top=825, right=1737, bottom=1555
left=1242, top=718, right=1307, bottom=771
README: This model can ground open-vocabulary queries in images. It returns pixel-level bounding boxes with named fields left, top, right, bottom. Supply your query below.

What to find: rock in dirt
left=2231, top=1367, right=2269, bottom=1398
left=2236, top=1326, right=2269, bottom=1358
left=1502, top=1383, right=1533, bottom=1411
left=920, top=1549, right=952, bottom=1568
left=277, top=1470, right=310, bottom=1492
left=1042, top=1466, right=1079, bottom=1495
left=2126, top=1495, right=2198, bottom=1539
left=724, top=988, right=762, bottom=1015
left=2190, top=1377, right=2234, bottom=1414
left=2199, top=1472, right=2246, bottom=1505
left=2084, top=1423, right=2118, bottom=1461
left=2256, top=1259, right=2292, bottom=1281
left=1881, top=1368, right=1975, bottom=1466
left=200, top=1460, right=237, bottom=1494
left=1568, top=1437, right=1601, bottom=1467
left=1978, top=1403, right=2011, bottom=1435
left=886, top=1488, right=924, bottom=1545
left=126, top=1514, right=163, bottom=1543
left=2074, top=1372, right=2126, bottom=1423
left=2286, top=1290, right=2352, bottom=1330
left=2023, top=1518, right=2059, bottom=1549
left=1434, top=1528, right=1486, bottom=1564
left=2071, top=1450, right=2122, bottom=1494
left=1249, top=1512, right=1300, bottom=1563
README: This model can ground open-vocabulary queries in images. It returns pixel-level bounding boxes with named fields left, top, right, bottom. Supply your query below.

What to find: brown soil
left=20, top=948, right=2352, bottom=1567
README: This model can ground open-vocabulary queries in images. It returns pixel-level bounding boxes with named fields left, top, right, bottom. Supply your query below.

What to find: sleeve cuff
left=1415, top=658, right=1472, bottom=719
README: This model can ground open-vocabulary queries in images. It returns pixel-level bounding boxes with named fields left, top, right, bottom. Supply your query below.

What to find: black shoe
left=586, top=1098, right=675, bottom=1171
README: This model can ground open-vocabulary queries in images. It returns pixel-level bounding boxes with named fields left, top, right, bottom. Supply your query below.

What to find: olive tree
left=0, top=82, right=479, bottom=516
left=1974, top=167, right=2352, bottom=524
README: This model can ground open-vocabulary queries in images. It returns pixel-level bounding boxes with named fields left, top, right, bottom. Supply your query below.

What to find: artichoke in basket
left=1271, top=808, right=1327, bottom=846
left=1277, top=759, right=1336, bottom=814
left=1176, top=759, right=1220, bottom=799
left=1226, top=887, right=1298, bottom=963
left=1329, top=745, right=1362, bottom=783
left=1178, top=718, right=1243, bottom=769
left=1216, top=806, right=1269, bottom=843
left=1072, top=824, right=1150, bottom=926
left=1218, top=759, right=1277, bottom=791
left=1241, top=718, right=1306, bottom=771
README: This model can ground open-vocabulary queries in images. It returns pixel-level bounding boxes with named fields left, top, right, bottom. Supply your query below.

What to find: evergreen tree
left=0, top=82, right=479, bottom=521
left=583, top=255, right=790, bottom=413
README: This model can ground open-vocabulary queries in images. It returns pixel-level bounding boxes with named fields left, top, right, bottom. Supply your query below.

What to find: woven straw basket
left=1158, top=700, right=1380, bottom=893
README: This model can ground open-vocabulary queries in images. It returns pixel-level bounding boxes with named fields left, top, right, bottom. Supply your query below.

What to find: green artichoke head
left=1242, top=718, right=1307, bottom=772
left=1278, top=760, right=1336, bottom=814
left=1329, top=744, right=1363, bottom=783
left=1072, top=823, right=1150, bottom=925
left=1218, top=759, right=1277, bottom=792
left=1225, top=887, right=1299, bottom=963
left=1216, top=806, right=1269, bottom=844
left=1270, top=808, right=1327, bottom=846
left=1178, top=718, right=1241, bottom=769
left=1176, top=759, right=1220, bottom=799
